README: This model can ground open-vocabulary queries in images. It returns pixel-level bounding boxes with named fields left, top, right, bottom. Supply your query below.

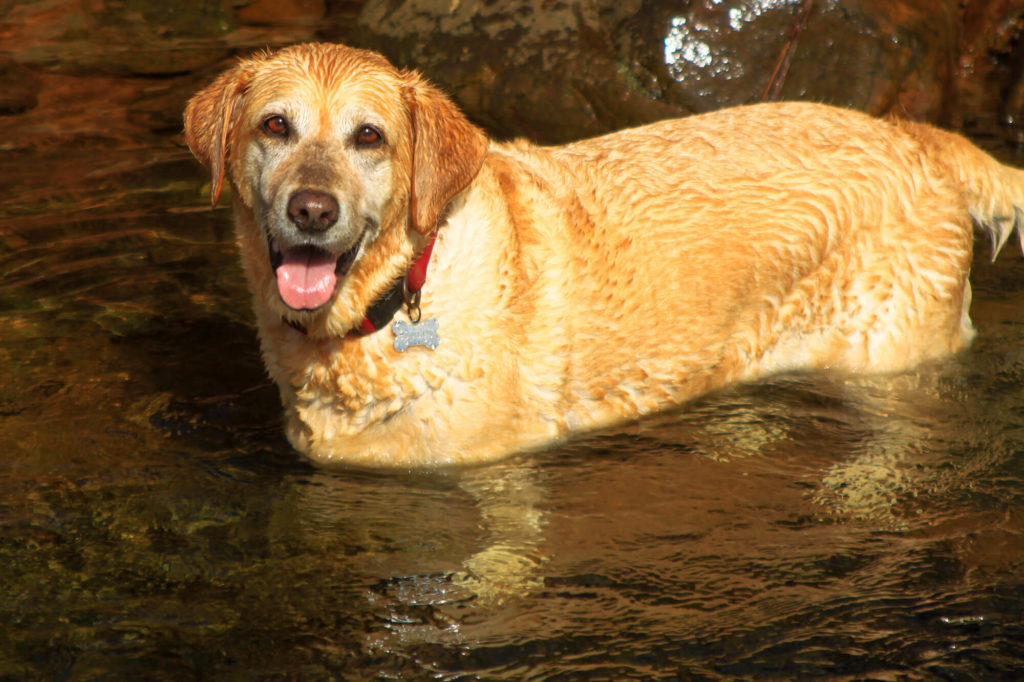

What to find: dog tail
left=897, top=118, right=1024, bottom=260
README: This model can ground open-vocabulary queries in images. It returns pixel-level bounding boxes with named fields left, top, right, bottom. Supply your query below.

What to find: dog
left=184, top=42, right=1024, bottom=467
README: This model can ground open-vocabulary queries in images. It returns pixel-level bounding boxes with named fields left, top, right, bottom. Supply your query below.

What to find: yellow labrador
left=184, top=43, right=1024, bottom=467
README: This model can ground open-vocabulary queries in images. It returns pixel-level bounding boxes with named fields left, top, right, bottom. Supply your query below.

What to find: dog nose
left=287, top=189, right=339, bottom=232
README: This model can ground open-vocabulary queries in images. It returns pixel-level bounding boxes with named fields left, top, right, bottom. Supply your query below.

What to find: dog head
left=184, top=43, right=488, bottom=334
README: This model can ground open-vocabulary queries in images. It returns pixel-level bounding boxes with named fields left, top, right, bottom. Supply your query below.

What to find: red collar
left=353, top=232, right=437, bottom=335
left=283, top=233, right=437, bottom=337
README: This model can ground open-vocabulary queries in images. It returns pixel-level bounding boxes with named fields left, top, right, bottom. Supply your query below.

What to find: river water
left=2, top=26, right=1024, bottom=682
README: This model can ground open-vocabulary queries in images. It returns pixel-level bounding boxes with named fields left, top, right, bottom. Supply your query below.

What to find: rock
left=348, top=0, right=676, bottom=143
left=956, top=0, right=1024, bottom=129
left=644, top=0, right=960, bottom=120
left=0, top=58, right=41, bottom=116
left=237, top=0, right=326, bottom=26
left=0, top=0, right=238, bottom=76
left=346, top=0, right=1020, bottom=142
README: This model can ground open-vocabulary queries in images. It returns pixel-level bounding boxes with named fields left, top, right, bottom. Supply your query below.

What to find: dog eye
left=355, top=125, right=383, bottom=147
left=262, top=115, right=289, bottom=137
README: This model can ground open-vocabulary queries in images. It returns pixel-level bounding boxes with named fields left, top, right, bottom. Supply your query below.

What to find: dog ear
left=403, top=74, right=489, bottom=234
left=184, top=66, right=250, bottom=206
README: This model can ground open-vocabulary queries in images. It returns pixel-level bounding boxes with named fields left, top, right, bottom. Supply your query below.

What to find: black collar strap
left=352, top=279, right=406, bottom=335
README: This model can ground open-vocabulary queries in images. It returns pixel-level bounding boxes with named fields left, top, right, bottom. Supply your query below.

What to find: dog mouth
left=268, top=236, right=362, bottom=311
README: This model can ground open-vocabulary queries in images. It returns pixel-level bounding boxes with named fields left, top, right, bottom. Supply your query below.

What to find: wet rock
left=645, top=0, right=961, bottom=120
left=0, top=0, right=238, bottom=76
left=0, top=0, right=329, bottom=149
left=348, top=0, right=675, bottom=143
left=0, top=58, right=41, bottom=116
left=347, top=0, right=1023, bottom=142
left=957, top=0, right=1024, bottom=129
left=128, top=76, right=219, bottom=134
left=237, top=0, right=327, bottom=26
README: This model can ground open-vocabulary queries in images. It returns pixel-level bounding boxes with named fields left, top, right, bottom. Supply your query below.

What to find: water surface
left=2, top=38, right=1024, bottom=682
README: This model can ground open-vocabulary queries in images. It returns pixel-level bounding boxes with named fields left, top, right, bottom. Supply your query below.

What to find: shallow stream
left=2, top=27, right=1024, bottom=681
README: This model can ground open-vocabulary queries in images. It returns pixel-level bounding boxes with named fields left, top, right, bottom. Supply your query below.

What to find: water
left=3, top=36, right=1024, bottom=682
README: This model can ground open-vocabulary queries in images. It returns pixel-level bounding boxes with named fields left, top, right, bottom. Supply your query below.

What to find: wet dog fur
left=184, top=42, right=1024, bottom=467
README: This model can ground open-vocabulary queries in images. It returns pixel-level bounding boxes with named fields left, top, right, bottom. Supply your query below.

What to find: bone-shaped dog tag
left=392, top=318, right=440, bottom=352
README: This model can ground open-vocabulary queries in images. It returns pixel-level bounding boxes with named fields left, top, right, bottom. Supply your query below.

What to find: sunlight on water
left=728, top=0, right=800, bottom=31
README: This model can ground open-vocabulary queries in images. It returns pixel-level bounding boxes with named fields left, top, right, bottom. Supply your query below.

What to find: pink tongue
left=276, top=247, right=338, bottom=310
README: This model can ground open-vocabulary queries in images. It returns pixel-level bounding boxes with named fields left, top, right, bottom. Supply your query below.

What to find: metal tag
left=392, top=318, right=440, bottom=352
